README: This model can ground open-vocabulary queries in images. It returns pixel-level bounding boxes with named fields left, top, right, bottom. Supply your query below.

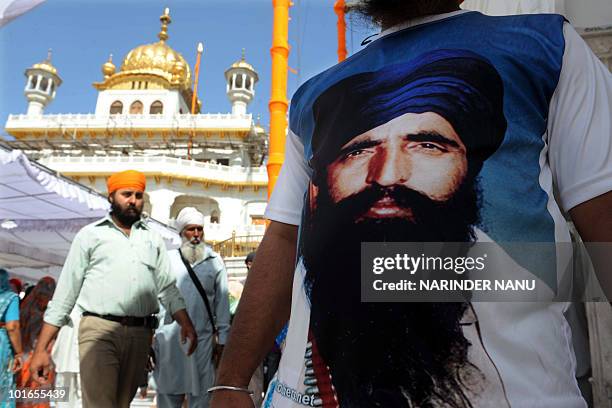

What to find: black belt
left=82, top=312, right=158, bottom=329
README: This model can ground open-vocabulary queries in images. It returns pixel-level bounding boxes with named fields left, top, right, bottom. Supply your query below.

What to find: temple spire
left=158, top=7, right=171, bottom=42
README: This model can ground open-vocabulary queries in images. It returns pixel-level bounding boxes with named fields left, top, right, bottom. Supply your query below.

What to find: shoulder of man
left=72, top=216, right=110, bottom=244
left=203, top=247, right=225, bottom=269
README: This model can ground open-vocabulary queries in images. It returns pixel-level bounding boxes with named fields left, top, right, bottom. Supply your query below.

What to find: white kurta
left=153, top=247, right=230, bottom=397
left=51, top=308, right=81, bottom=373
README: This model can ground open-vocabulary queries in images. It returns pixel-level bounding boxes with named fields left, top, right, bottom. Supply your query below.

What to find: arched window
left=245, top=77, right=251, bottom=91
left=28, top=76, right=37, bottom=90
left=210, top=210, right=220, bottom=224
left=40, top=77, right=49, bottom=91
left=129, top=100, right=143, bottom=114
left=109, top=101, right=123, bottom=114
left=236, top=75, right=243, bottom=88
left=150, top=100, right=163, bottom=115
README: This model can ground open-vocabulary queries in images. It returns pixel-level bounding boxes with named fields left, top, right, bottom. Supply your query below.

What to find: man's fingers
left=187, top=332, right=197, bottom=355
left=31, top=368, right=48, bottom=385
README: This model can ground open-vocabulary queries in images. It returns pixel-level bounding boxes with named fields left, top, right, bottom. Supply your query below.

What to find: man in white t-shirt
left=211, top=1, right=612, bottom=407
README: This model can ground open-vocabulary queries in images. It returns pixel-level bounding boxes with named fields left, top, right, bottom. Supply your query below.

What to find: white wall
left=95, top=89, right=181, bottom=117
left=565, top=0, right=612, bottom=28
left=462, top=0, right=612, bottom=28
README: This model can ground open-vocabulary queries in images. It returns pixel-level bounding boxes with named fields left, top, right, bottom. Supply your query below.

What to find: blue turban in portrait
left=310, top=49, right=507, bottom=173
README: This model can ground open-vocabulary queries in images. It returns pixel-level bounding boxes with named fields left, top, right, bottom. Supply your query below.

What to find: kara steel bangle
left=207, top=385, right=254, bottom=395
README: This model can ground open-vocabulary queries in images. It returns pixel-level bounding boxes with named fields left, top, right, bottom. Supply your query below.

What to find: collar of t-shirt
left=374, top=9, right=472, bottom=42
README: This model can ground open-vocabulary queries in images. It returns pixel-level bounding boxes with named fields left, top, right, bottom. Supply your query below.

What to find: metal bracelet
left=207, top=385, right=254, bottom=395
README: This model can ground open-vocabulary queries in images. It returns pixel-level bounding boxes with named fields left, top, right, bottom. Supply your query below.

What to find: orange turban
left=107, top=170, right=146, bottom=194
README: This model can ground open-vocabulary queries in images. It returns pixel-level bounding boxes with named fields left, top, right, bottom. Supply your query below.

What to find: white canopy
left=0, top=147, right=180, bottom=281
left=0, top=0, right=45, bottom=28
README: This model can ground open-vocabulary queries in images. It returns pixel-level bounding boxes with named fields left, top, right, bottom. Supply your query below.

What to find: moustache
left=330, top=184, right=441, bottom=224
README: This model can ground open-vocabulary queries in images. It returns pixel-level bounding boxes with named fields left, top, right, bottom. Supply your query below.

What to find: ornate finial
left=197, top=42, right=204, bottom=53
left=241, top=48, right=246, bottom=60
left=46, top=48, right=52, bottom=62
left=158, top=7, right=171, bottom=42
left=102, top=53, right=116, bottom=78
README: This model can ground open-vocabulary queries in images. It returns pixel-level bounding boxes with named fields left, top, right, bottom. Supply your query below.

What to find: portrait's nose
left=366, top=144, right=410, bottom=187
left=193, top=229, right=202, bottom=238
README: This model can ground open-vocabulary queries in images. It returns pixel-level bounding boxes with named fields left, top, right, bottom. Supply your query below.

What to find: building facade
left=4, top=8, right=269, bottom=258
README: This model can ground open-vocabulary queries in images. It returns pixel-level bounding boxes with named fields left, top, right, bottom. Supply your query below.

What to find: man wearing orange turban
left=106, top=169, right=147, bottom=195
left=106, top=170, right=148, bottom=230
left=30, top=170, right=198, bottom=407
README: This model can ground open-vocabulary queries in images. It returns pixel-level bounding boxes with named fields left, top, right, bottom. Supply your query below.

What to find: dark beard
left=352, top=0, right=461, bottom=27
left=110, top=201, right=142, bottom=227
left=301, top=181, right=480, bottom=407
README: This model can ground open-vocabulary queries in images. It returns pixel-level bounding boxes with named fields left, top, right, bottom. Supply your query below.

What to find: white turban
left=175, top=207, right=205, bottom=233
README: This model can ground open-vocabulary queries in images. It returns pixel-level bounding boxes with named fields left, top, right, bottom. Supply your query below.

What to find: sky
left=0, top=0, right=375, bottom=139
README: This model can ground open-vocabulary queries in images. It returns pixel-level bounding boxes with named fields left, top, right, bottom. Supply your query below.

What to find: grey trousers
left=78, top=315, right=152, bottom=408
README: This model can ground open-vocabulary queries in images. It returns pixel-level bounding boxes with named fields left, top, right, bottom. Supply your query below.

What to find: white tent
left=0, top=147, right=180, bottom=281
left=0, top=0, right=45, bottom=28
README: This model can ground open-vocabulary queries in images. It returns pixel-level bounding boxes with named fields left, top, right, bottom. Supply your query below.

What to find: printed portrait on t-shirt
left=298, top=50, right=510, bottom=407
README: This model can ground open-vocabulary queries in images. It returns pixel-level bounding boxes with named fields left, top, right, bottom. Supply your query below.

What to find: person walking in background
left=154, top=207, right=230, bottom=408
left=16, top=276, right=56, bottom=408
left=28, top=170, right=197, bottom=408
left=0, top=269, right=23, bottom=407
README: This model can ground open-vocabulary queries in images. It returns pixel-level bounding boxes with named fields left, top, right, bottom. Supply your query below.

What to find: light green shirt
left=44, top=215, right=186, bottom=327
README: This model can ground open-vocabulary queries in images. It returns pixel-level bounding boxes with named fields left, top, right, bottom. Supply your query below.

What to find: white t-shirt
left=264, top=11, right=611, bottom=408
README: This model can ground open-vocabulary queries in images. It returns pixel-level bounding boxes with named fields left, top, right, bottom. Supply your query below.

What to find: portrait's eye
left=344, top=148, right=371, bottom=160
left=347, top=149, right=365, bottom=157
left=414, top=142, right=447, bottom=153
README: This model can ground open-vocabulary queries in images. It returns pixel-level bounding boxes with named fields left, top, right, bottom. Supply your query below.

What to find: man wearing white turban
left=154, top=207, right=231, bottom=408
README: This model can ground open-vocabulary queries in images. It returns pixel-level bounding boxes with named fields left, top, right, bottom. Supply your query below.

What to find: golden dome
left=31, top=49, right=58, bottom=75
left=111, top=8, right=191, bottom=89
left=230, top=49, right=256, bottom=72
left=120, top=41, right=191, bottom=89
left=102, top=54, right=116, bottom=78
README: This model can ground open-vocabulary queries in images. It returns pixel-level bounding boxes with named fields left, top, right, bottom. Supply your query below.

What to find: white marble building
left=4, top=9, right=269, bottom=251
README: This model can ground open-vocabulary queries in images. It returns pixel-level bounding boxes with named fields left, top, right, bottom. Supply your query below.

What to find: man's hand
left=29, top=350, right=53, bottom=384
left=12, top=353, right=23, bottom=373
left=210, top=390, right=255, bottom=408
left=29, top=323, right=60, bottom=384
left=173, top=308, right=198, bottom=356
left=180, top=323, right=197, bottom=356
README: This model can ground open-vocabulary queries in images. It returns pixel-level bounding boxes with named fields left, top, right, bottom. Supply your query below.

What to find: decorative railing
left=5, top=112, right=253, bottom=131
left=39, top=156, right=269, bottom=184
left=212, top=232, right=264, bottom=258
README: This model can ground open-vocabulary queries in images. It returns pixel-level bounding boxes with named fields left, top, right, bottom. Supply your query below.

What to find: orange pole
left=334, top=0, right=347, bottom=62
left=268, top=0, right=291, bottom=199
left=189, top=42, right=204, bottom=160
